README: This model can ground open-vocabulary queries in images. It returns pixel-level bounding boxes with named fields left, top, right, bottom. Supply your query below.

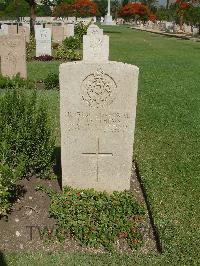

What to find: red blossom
left=118, top=2, right=155, bottom=21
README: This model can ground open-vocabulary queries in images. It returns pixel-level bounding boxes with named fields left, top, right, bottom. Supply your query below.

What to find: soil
left=0, top=162, right=157, bottom=254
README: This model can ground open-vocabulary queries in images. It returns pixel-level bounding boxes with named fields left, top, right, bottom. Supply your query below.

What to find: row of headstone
left=20, top=16, right=96, bottom=25
left=134, top=20, right=199, bottom=36
left=0, top=24, right=30, bottom=42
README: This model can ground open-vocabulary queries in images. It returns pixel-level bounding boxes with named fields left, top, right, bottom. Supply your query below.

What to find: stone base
left=102, top=15, right=116, bottom=26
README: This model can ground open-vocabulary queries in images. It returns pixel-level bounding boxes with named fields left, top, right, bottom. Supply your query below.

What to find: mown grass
left=2, top=26, right=200, bottom=265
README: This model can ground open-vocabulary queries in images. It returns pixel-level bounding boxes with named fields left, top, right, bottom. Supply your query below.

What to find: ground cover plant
left=36, top=185, right=145, bottom=251
left=1, top=26, right=200, bottom=264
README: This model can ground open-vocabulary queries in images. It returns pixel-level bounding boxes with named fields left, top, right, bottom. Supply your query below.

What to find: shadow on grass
left=134, top=161, right=163, bottom=254
left=0, top=252, right=7, bottom=266
left=53, top=146, right=62, bottom=189
left=103, top=31, right=122, bottom=34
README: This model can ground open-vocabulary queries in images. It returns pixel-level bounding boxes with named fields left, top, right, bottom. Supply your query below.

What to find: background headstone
left=35, top=28, right=51, bottom=57
left=64, top=23, right=74, bottom=38
left=52, top=26, right=64, bottom=43
left=83, top=25, right=108, bottom=63
left=18, top=26, right=30, bottom=42
left=0, top=24, right=8, bottom=35
left=8, top=25, right=17, bottom=35
left=0, top=35, right=27, bottom=78
left=60, top=25, right=139, bottom=192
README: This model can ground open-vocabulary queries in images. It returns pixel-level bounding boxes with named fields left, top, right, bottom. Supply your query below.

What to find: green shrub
left=62, top=36, right=81, bottom=50
left=26, top=35, right=36, bottom=60
left=75, top=22, right=89, bottom=42
left=0, top=74, right=34, bottom=90
left=0, top=88, right=55, bottom=215
left=44, top=73, right=59, bottom=90
left=0, top=164, right=19, bottom=216
left=55, top=44, right=81, bottom=61
left=37, top=185, right=145, bottom=251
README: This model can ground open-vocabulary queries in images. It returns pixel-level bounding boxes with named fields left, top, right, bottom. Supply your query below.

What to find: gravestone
left=64, top=23, right=74, bottom=38
left=0, top=35, right=27, bottom=78
left=52, top=26, right=64, bottom=43
left=34, top=24, right=42, bottom=32
left=83, top=25, right=108, bottom=63
left=60, top=25, right=139, bottom=192
left=8, top=24, right=17, bottom=35
left=35, top=28, right=51, bottom=57
left=18, top=26, right=30, bottom=42
left=0, top=24, right=8, bottom=35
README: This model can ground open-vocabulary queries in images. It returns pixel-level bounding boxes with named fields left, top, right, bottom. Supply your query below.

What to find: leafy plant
left=62, top=36, right=81, bottom=50
left=0, top=74, right=34, bottom=90
left=55, top=44, right=81, bottom=60
left=26, top=35, right=36, bottom=60
left=37, top=185, right=145, bottom=251
left=44, top=73, right=59, bottom=90
left=75, top=22, right=89, bottom=42
left=0, top=88, right=55, bottom=215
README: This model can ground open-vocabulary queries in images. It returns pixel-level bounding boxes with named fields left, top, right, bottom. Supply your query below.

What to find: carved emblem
left=81, top=68, right=117, bottom=108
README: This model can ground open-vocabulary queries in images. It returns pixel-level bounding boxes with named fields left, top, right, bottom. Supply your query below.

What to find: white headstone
left=35, top=28, right=51, bottom=57
left=83, top=25, right=108, bottom=63
left=60, top=25, right=139, bottom=192
left=0, top=24, right=8, bottom=35
left=64, top=23, right=74, bottom=38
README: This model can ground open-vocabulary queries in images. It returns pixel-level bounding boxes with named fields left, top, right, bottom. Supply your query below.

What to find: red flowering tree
left=118, top=2, right=155, bottom=22
left=73, top=0, right=98, bottom=17
left=53, top=0, right=98, bottom=18
left=176, top=0, right=191, bottom=31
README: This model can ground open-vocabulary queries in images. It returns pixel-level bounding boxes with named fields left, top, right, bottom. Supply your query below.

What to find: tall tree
left=24, top=0, right=37, bottom=34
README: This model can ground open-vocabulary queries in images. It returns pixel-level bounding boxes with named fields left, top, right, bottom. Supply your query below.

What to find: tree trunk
left=179, top=14, right=183, bottom=31
left=30, top=2, right=36, bottom=35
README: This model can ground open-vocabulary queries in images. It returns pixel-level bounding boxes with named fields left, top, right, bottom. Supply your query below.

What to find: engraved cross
left=82, top=138, right=113, bottom=181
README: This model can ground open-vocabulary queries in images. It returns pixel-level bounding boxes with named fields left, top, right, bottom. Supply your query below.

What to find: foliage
left=0, top=163, right=19, bottom=216
left=53, top=0, right=98, bottom=17
left=63, top=36, right=81, bottom=50
left=34, top=55, right=54, bottom=61
left=26, top=35, right=36, bottom=61
left=0, top=87, right=55, bottom=214
left=44, top=73, right=59, bottom=90
left=74, top=22, right=88, bottom=42
left=55, top=43, right=81, bottom=60
left=36, top=3, right=52, bottom=16
left=53, top=2, right=74, bottom=17
left=0, top=88, right=55, bottom=180
left=0, top=74, right=34, bottom=90
left=94, top=0, right=107, bottom=17
left=3, top=0, right=29, bottom=18
left=73, top=0, right=98, bottom=17
left=37, top=185, right=145, bottom=251
left=185, top=6, right=200, bottom=31
left=118, top=2, right=156, bottom=22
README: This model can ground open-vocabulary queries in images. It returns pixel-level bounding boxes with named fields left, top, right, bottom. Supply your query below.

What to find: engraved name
left=65, top=111, right=131, bottom=132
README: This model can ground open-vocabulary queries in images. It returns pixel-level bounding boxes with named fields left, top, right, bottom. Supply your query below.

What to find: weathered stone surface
left=83, top=25, right=109, bottom=63
left=60, top=25, right=139, bottom=192
left=8, top=25, right=17, bottom=35
left=18, top=26, right=30, bottom=42
left=35, top=28, right=51, bottom=57
left=0, top=24, right=8, bottom=35
left=52, top=26, right=64, bottom=43
left=64, top=23, right=74, bottom=38
left=0, top=34, right=27, bottom=78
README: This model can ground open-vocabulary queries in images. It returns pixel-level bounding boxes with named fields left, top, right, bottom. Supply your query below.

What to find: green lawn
left=2, top=26, right=200, bottom=265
